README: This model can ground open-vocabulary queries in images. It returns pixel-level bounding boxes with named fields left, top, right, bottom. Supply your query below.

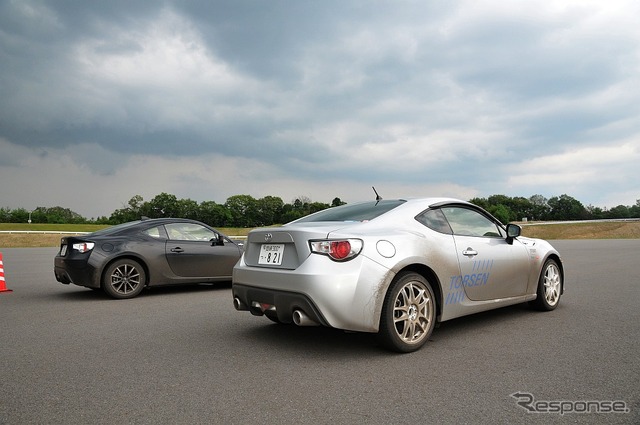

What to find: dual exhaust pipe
left=233, top=297, right=319, bottom=327
left=233, top=297, right=247, bottom=311
left=292, top=309, right=319, bottom=327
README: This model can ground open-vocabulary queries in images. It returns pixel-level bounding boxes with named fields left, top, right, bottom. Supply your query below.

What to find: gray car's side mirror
left=211, top=234, right=225, bottom=246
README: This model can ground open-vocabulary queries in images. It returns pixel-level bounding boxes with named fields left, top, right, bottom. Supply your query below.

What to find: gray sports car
left=232, top=198, right=564, bottom=352
left=55, top=218, right=243, bottom=299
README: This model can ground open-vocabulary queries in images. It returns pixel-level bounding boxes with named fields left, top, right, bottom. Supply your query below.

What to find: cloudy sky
left=1, top=0, right=638, bottom=218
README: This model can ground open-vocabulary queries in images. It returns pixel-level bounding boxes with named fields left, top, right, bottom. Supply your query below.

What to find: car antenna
left=372, top=186, right=382, bottom=202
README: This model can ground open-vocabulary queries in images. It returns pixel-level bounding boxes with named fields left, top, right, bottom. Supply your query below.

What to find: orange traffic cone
left=0, top=252, right=12, bottom=293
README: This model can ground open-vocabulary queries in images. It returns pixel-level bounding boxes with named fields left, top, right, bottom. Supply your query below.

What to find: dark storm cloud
left=0, top=0, right=638, bottom=217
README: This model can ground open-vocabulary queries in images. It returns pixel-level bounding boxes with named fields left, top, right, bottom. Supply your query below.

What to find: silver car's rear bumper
left=232, top=253, right=392, bottom=333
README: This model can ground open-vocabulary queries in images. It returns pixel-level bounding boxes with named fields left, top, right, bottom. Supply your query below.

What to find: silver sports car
left=232, top=198, right=564, bottom=352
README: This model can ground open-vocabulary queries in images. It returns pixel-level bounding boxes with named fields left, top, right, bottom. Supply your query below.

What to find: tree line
left=0, top=193, right=346, bottom=227
left=1, top=192, right=639, bottom=227
left=470, top=194, right=640, bottom=225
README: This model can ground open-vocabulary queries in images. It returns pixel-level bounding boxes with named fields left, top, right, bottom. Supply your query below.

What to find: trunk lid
left=243, top=223, right=356, bottom=269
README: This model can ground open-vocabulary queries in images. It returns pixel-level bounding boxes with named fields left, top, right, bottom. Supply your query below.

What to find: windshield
left=292, top=200, right=406, bottom=223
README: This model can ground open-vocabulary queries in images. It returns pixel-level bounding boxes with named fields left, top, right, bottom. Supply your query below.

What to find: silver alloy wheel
left=542, top=262, right=561, bottom=306
left=393, top=280, right=435, bottom=345
left=110, top=263, right=142, bottom=295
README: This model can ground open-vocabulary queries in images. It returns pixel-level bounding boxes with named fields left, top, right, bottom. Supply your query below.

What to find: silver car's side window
left=440, top=207, right=503, bottom=238
left=415, top=209, right=453, bottom=234
left=165, top=223, right=216, bottom=241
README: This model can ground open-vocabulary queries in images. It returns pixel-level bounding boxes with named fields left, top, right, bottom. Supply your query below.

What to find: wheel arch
left=100, top=254, right=150, bottom=288
left=543, top=253, right=565, bottom=295
left=393, top=264, right=444, bottom=322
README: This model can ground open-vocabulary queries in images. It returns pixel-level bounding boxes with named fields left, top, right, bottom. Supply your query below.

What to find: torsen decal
left=446, top=259, right=494, bottom=305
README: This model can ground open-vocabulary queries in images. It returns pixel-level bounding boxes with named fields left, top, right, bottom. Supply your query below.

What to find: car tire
left=530, top=258, right=562, bottom=311
left=378, top=272, right=436, bottom=353
left=102, top=258, right=146, bottom=299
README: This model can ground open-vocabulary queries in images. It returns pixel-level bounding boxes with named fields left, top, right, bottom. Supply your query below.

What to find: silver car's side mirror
left=506, top=223, right=521, bottom=244
left=506, top=223, right=521, bottom=238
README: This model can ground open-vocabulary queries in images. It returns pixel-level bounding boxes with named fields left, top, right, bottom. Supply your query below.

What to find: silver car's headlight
left=309, top=239, right=363, bottom=261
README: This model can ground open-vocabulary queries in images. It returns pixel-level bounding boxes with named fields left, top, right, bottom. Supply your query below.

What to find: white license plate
left=258, top=244, right=284, bottom=265
left=60, top=244, right=67, bottom=256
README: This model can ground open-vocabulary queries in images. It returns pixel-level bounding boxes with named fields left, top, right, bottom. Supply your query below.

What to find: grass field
left=520, top=220, right=640, bottom=240
left=0, top=221, right=638, bottom=248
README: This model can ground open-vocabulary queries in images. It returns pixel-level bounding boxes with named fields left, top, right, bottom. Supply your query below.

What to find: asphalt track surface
left=0, top=240, right=638, bottom=424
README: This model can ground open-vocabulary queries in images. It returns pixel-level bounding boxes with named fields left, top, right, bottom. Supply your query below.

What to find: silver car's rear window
left=293, top=200, right=406, bottom=223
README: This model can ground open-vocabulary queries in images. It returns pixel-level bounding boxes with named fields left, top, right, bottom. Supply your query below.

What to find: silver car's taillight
left=309, top=239, right=363, bottom=261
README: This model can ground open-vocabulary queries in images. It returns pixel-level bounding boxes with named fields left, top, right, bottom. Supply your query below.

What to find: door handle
left=170, top=247, right=184, bottom=253
left=462, top=248, right=478, bottom=257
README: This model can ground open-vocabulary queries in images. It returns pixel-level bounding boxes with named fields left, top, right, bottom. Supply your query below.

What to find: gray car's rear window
left=293, top=200, right=406, bottom=223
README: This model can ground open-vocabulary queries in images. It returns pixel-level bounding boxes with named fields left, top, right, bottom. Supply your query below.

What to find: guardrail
left=0, top=231, right=90, bottom=235
left=520, top=218, right=640, bottom=226
left=0, top=230, right=248, bottom=239
left=2, top=218, right=637, bottom=234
